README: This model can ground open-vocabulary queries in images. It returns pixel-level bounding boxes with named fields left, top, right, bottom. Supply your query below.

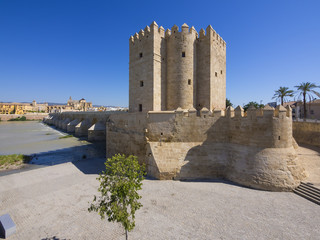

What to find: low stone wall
left=106, top=112, right=147, bottom=164
left=293, top=121, right=320, bottom=147
left=0, top=113, right=48, bottom=121
left=44, top=112, right=117, bottom=142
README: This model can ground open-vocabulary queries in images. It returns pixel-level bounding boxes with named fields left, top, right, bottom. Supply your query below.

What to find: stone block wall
left=145, top=106, right=305, bottom=191
left=46, top=108, right=306, bottom=191
left=129, top=22, right=227, bottom=113
left=293, top=121, right=320, bottom=147
left=106, top=112, right=147, bottom=164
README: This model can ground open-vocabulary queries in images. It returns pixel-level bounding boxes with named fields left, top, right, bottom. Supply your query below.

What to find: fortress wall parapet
left=145, top=106, right=304, bottom=190
left=147, top=106, right=292, bottom=148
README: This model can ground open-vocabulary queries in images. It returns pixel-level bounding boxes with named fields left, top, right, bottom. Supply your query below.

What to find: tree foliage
left=295, top=82, right=320, bottom=119
left=272, top=86, right=294, bottom=105
left=226, top=98, right=233, bottom=108
left=243, top=101, right=264, bottom=112
left=88, top=154, right=146, bottom=238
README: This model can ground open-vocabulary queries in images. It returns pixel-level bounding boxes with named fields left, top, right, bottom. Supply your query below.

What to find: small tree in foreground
left=88, top=154, right=146, bottom=240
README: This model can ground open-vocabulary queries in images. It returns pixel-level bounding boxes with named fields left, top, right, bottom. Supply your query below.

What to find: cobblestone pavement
left=1, top=150, right=320, bottom=240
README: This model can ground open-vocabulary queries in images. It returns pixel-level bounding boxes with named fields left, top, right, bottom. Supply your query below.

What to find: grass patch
left=0, top=154, right=31, bottom=169
left=59, top=135, right=73, bottom=139
left=8, top=116, right=27, bottom=121
left=45, top=133, right=53, bottom=135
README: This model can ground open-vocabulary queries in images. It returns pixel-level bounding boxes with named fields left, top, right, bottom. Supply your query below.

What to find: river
left=0, top=121, right=105, bottom=174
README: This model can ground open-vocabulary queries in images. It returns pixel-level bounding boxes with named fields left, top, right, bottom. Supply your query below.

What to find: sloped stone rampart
left=145, top=107, right=305, bottom=191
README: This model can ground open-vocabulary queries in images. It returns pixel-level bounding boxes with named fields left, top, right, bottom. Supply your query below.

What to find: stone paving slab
left=1, top=158, right=320, bottom=240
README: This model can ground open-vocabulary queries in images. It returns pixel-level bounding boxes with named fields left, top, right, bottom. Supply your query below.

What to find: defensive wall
left=293, top=121, right=320, bottom=147
left=0, top=113, right=48, bottom=121
left=106, top=105, right=305, bottom=191
left=45, top=105, right=306, bottom=191
left=44, top=112, right=125, bottom=142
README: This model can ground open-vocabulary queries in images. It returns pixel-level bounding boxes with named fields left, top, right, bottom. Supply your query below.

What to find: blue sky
left=0, top=0, right=319, bottom=107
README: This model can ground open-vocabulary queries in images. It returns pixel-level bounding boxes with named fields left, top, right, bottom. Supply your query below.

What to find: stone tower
left=129, top=22, right=226, bottom=112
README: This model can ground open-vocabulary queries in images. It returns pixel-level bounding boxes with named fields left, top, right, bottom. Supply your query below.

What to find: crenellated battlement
left=130, top=22, right=226, bottom=48
left=147, top=103, right=294, bottom=152
left=164, top=23, right=198, bottom=38
left=198, top=25, right=226, bottom=49
left=170, top=104, right=291, bottom=120
left=130, top=21, right=166, bottom=44
left=129, top=21, right=227, bottom=112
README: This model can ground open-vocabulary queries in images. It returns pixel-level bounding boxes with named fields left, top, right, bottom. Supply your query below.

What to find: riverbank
left=0, top=121, right=105, bottom=175
left=0, top=113, right=48, bottom=121
left=0, top=154, right=31, bottom=171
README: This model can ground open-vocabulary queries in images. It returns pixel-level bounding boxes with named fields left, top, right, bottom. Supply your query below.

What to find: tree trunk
left=303, top=93, right=307, bottom=120
left=281, top=97, right=283, bottom=106
left=126, top=229, right=128, bottom=240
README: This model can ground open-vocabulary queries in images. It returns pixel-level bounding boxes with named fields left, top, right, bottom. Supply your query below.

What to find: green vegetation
left=243, top=101, right=264, bottom=112
left=26, top=110, right=46, bottom=113
left=45, top=133, right=53, bottom=135
left=272, top=86, right=294, bottom=105
left=8, top=116, right=27, bottom=121
left=0, top=154, right=31, bottom=169
left=295, top=82, right=320, bottom=119
left=226, top=98, right=233, bottom=108
left=88, top=154, right=146, bottom=240
left=59, top=135, right=73, bottom=139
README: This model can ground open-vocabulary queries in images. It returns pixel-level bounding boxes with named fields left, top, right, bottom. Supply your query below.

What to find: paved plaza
left=1, top=156, right=320, bottom=240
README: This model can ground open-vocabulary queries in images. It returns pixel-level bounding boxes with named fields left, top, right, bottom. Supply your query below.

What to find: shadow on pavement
left=41, top=237, right=70, bottom=240
left=0, top=142, right=107, bottom=176
left=298, top=143, right=320, bottom=156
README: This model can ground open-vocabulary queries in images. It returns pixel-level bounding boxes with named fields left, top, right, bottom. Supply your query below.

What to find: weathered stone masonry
left=129, top=22, right=226, bottom=112
left=45, top=22, right=306, bottom=191
left=106, top=105, right=305, bottom=191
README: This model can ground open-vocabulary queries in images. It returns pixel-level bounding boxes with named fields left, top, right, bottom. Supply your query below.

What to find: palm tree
left=272, top=87, right=294, bottom=105
left=295, top=82, right=320, bottom=119
left=226, top=98, right=233, bottom=108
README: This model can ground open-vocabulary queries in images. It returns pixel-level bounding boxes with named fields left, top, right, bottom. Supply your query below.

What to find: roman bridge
left=43, top=111, right=126, bottom=141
